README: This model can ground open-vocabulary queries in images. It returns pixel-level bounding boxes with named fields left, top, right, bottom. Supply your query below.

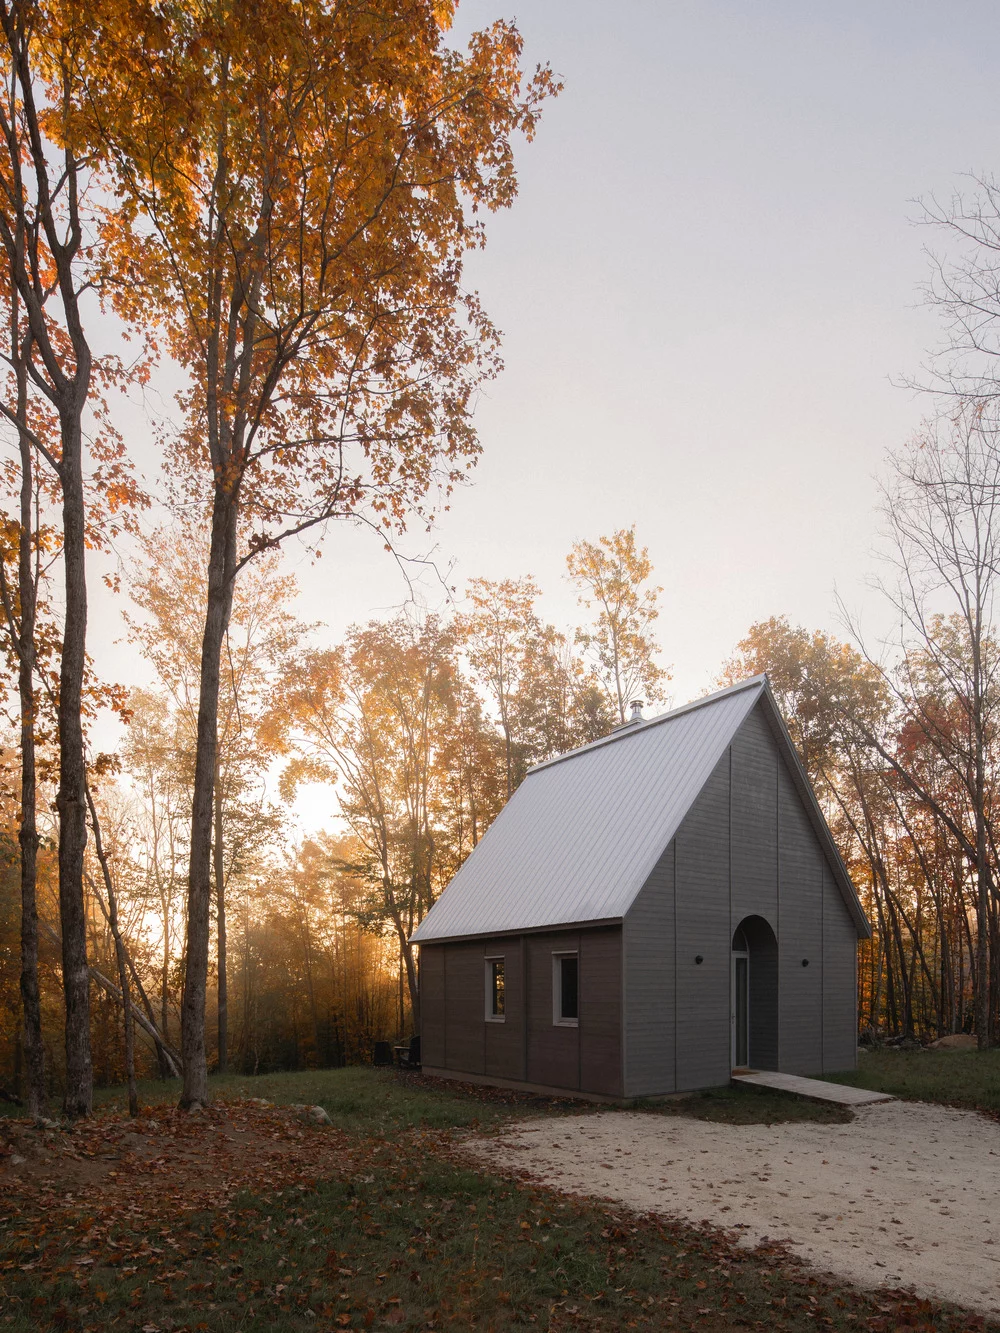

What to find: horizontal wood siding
left=420, top=945, right=446, bottom=1069
left=482, top=937, right=525, bottom=1082
left=444, top=943, right=486, bottom=1075
left=675, top=754, right=731, bottom=1091
left=622, top=843, right=675, bottom=1096
left=731, top=705, right=778, bottom=929
left=579, top=927, right=623, bottom=1096
left=777, top=763, right=823, bottom=1074
left=822, top=862, right=859, bottom=1072
left=526, top=932, right=580, bottom=1091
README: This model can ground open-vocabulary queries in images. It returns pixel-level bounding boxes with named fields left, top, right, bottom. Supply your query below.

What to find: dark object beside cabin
left=373, top=1040, right=394, bottom=1067
left=394, top=1035, right=421, bottom=1069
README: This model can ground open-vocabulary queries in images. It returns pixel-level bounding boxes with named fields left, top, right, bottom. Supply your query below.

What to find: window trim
left=485, top=955, right=506, bottom=1022
left=552, top=951, right=579, bottom=1027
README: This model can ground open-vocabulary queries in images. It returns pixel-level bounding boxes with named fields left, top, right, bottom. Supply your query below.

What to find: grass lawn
left=828, top=1047, right=1000, bottom=1115
left=1, top=1067, right=994, bottom=1331
left=92, top=1067, right=564, bottom=1134
left=5, top=1066, right=853, bottom=1129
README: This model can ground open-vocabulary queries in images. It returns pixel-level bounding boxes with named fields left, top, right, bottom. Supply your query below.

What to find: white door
left=731, top=949, right=749, bottom=1068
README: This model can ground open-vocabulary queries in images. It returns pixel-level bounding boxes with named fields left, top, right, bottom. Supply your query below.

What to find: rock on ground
left=466, top=1101, right=1000, bottom=1317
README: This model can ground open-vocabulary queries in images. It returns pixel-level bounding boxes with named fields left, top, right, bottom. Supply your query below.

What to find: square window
left=552, top=953, right=579, bottom=1025
left=485, top=957, right=505, bottom=1020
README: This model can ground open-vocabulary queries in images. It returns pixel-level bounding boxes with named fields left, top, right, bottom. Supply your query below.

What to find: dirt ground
left=0, top=1098, right=355, bottom=1209
left=465, top=1100, right=1000, bottom=1318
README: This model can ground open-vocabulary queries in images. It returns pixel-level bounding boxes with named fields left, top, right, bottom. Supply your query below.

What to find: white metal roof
left=411, top=677, right=768, bottom=943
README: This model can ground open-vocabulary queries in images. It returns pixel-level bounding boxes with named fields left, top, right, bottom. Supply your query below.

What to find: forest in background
left=2, top=0, right=1000, bottom=1117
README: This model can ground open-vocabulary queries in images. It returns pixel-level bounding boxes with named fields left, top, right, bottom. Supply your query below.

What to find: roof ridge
left=527, top=674, right=768, bottom=776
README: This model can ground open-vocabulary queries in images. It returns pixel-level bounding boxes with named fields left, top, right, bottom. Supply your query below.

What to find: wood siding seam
left=673, top=836, right=678, bottom=1093
left=521, top=936, right=528, bottom=1081
left=821, top=859, right=826, bottom=1072
left=619, top=924, right=626, bottom=1097
left=729, top=742, right=733, bottom=939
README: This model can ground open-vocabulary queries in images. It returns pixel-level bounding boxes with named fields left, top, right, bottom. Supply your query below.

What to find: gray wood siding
left=731, top=705, right=778, bottom=929
left=622, top=843, right=676, bottom=1096
left=777, top=763, right=824, bottom=1074
left=822, top=862, right=859, bottom=1072
left=674, top=753, right=732, bottom=1092
left=444, top=943, right=486, bottom=1075
left=482, top=937, right=525, bottom=1082
left=579, top=927, right=623, bottom=1096
left=427, top=700, right=862, bottom=1098
left=622, top=697, right=860, bottom=1095
left=420, top=945, right=446, bottom=1068
left=423, top=926, right=621, bottom=1094
left=526, top=931, right=581, bottom=1090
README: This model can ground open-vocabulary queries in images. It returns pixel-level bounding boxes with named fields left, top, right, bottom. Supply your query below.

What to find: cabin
left=410, top=676, right=870, bottom=1099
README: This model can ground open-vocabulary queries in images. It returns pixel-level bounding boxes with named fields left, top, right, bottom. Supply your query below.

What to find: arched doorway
left=731, top=916, right=778, bottom=1070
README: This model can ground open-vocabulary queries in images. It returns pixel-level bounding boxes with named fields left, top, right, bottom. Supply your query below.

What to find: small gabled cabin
left=410, top=676, right=870, bottom=1099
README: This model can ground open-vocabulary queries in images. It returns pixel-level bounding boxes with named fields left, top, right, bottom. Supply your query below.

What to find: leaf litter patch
left=0, top=1095, right=994, bottom=1333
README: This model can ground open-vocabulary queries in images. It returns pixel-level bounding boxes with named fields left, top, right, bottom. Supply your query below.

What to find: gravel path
left=466, top=1102, right=1000, bottom=1316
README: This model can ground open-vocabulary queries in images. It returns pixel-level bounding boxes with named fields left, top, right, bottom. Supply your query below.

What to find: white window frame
left=485, top=955, right=506, bottom=1022
left=552, top=951, right=579, bottom=1027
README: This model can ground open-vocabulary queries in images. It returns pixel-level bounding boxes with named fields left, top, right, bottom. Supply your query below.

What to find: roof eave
left=410, top=915, right=624, bottom=947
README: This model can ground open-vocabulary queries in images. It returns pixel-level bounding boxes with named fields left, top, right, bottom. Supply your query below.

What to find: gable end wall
left=623, top=700, right=859, bottom=1096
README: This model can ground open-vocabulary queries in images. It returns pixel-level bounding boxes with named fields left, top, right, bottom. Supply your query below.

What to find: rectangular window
left=552, top=952, right=579, bottom=1026
left=485, top=957, right=505, bottom=1020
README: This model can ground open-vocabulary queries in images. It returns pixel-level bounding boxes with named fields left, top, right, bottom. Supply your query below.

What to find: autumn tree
left=120, top=691, right=192, bottom=1057
left=0, top=0, right=149, bottom=1116
left=458, top=577, right=541, bottom=796
left=280, top=616, right=459, bottom=1030
left=0, top=291, right=58, bottom=1117
left=126, top=525, right=304, bottom=1073
left=567, top=527, right=669, bottom=724
left=79, top=0, right=555, bottom=1108
left=859, top=407, right=1000, bottom=1046
left=720, top=616, right=889, bottom=801
left=0, top=0, right=101, bottom=1117
left=457, top=576, right=607, bottom=795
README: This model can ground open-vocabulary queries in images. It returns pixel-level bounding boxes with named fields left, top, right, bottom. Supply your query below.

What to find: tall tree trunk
left=17, top=609, right=45, bottom=1118
left=214, top=768, right=227, bottom=1074
left=974, top=729, right=991, bottom=1048
left=14, top=423, right=44, bottom=1114
left=56, top=410, right=91, bottom=1117
left=0, top=11, right=96, bottom=1116
left=13, top=335, right=45, bottom=1119
left=180, top=490, right=237, bottom=1108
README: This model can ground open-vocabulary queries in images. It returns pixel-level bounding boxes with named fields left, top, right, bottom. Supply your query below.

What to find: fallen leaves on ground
left=0, top=1095, right=994, bottom=1333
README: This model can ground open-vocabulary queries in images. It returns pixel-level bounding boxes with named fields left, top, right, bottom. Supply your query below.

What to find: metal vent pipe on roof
left=630, top=699, right=644, bottom=723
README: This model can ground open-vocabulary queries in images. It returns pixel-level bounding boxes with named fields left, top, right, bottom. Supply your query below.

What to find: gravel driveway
left=466, top=1101, right=1000, bottom=1316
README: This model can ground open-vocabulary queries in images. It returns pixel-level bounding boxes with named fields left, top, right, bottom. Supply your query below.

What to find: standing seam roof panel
left=411, top=683, right=762, bottom=942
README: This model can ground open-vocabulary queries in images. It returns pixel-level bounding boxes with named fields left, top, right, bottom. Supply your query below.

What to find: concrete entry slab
left=732, top=1070, right=893, bottom=1105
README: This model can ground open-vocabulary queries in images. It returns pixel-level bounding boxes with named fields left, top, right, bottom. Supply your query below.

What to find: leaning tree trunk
left=86, top=788, right=138, bottom=1115
left=56, top=410, right=92, bottom=1118
left=180, top=489, right=237, bottom=1109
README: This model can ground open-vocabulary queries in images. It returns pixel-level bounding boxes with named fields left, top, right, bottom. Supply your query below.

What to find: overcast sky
left=91, top=1, right=1000, bottom=826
